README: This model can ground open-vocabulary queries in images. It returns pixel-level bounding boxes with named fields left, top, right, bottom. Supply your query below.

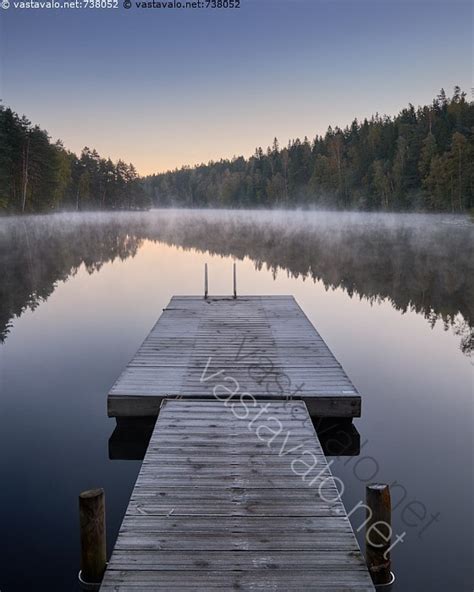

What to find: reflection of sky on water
left=0, top=210, right=472, bottom=591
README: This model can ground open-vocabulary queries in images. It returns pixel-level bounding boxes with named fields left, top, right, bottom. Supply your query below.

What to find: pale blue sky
left=1, top=0, right=471, bottom=173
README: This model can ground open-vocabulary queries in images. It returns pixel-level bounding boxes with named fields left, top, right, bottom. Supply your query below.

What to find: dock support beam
left=366, top=483, right=392, bottom=586
left=204, top=263, right=208, bottom=299
left=79, top=488, right=107, bottom=586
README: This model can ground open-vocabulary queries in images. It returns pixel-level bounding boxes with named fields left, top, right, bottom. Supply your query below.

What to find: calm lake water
left=0, top=209, right=472, bottom=591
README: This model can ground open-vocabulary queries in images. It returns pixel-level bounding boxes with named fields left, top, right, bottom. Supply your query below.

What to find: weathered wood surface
left=108, top=296, right=360, bottom=418
left=79, top=488, right=107, bottom=583
left=100, top=399, right=374, bottom=591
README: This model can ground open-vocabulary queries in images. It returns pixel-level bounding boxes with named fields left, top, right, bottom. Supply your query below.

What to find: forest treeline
left=1, top=87, right=473, bottom=213
left=145, top=87, right=474, bottom=211
left=0, top=105, right=150, bottom=213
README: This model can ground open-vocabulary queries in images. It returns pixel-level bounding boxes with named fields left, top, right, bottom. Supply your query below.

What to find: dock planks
left=108, top=296, right=361, bottom=418
left=100, top=399, right=374, bottom=591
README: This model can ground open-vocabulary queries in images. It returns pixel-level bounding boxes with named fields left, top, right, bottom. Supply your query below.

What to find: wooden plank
left=108, top=295, right=361, bottom=418
left=101, top=572, right=375, bottom=591
left=107, top=549, right=368, bottom=569
left=100, top=399, right=374, bottom=592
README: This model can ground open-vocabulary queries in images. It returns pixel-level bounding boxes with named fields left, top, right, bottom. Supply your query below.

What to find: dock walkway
left=100, top=399, right=374, bottom=591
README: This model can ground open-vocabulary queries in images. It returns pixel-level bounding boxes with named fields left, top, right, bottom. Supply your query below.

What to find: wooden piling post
left=366, top=483, right=392, bottom=586
left=79, top=488, right=107, bottom=584
left=233, top=262, right=237, bottom=299
left=204, top=263, right=208, bottom=299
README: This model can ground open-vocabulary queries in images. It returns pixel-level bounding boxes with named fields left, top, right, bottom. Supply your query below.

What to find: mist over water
left=0, top=209, right=472, bottom=591
left=1, top=209, right=472, bottom=353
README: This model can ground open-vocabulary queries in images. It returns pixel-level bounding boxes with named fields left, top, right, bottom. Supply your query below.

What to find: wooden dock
left=100, top=296, right=374, bottom=591
left=108, top=296, right=361, bottom=419
left=100, top=399, right=375, bottom=591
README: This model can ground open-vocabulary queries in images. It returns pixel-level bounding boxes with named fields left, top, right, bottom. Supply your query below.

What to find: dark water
left=0, top=210, right=472, bottom=591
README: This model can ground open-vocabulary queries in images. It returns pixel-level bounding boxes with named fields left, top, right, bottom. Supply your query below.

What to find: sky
left=0, top=0, right=472, bottom=175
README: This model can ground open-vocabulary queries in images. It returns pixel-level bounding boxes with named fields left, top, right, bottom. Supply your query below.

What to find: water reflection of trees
left=0, top=215, right=143, bottom=341
left=0, top=211, right=472, bottom=355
